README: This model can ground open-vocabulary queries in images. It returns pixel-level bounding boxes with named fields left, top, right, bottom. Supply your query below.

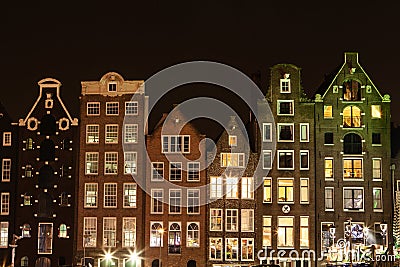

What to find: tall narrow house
left=258, top=64, right=316, bottom=267
left=144, top=105, right=207, bottom=267
left=0, top=102, right=18, bottom=265
left=77, top=72, right=147, bottom=267
left=314, top=52, right=392, bottom=264
left=14, top=78, right=78, bottom=267
left=206, top=116, right=259, bottom=267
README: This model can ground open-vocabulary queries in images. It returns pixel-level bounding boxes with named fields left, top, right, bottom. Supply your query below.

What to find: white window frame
left=187, top=162, right=200, bottom=181
left=277, top=123, right=294, bottom=142
left=220, top=153, right=245, bottom=168
left=280, top=77, right=291, bottom=93
left=277, top=150, right=294, bottom=170
left=104, top=152, right=118, bottom=175
left=228, top=135, right=237, bottom=146
left=263, top=150, right=272, bottom=169
left=38, top=223, right=53, bottom=254
left=372, top=158, right=382, bottom=181
left=151, top=189, right=163, bottom=214
left=324, top=157, right=334, bottom=180
left=122, top=217, right=136, bottom=247
left=106, top=102, right=119, bottom=115
left=373, top=187, right=383, bottom=212
left=277, top=178, right=294, bottom=204
left=300, top=123, right=310, bottom=142
left=85, top=152, right=98, bottom=175
left=209, top=237, right=223, bottom=260
left=83, top=217, right=97, bottom=247
left=241, top=238, right=254, bottom=261
left=187, top=189, right=200, bottom=214
left=277, top=100, right=294, bottom=116
left=300, top=150, right=310, bottom=170
left=300, top=216, right=309, bottom=248
left=125, top=101, right=138, bottom=115
left=86, top=125, right=99, bottom=144
left=87, top=102, right=100, bottom=116
left=105, top=124, right=118, bottom=144
left=277, top=216, right=294, bottom=248
left=0, top=193, right=9, bottom=215
left=103, top=217, right=117, bottom=247
left=241, top=177, right=254, bottom=199
left=84, top=183, right=98, bottom=208
left=0, top=222, right=8, bottom=248
left=103, top=183, right=117, bottom=208
left=2, top=159, right=11, bottom=182
left=150, top=221, right=163, bottom=247
left=324, top=105, right=333, bottom=118
left=263, top=216, right=272, bottom=247
left=263, top=123, right=272, bottom=142
left=124, top=124, right=138, bottom=144
left=162, top=135, right=190, bottom=153
left=123, top=183, right=137, bottom=208
left=210, top=177, right=223, bottom=199
left=210, top=209, right=223, bottom=231
left=324, top=187, right=334, bottom=211
left=241, top=209, right=254, bottom=232
left=226, top=177, right=239, bottom=199
left=124, top=152, right=137, bottom=175
left=263, top=177, right=272, bottom=203
left=186, top=222, right=200, bottom=247
left=108, top=81, right=117, bottom=92
left=151, top=162, right=164, bottom=181
left=343, top=187, right=364, bottom=211
left=169, top=162, right=182, bottom=181
left=343, top=158, right=363, bottom=180
left=3, top=132, right=11, bottom=146
left=300, top=178, right=309, bottom=204
left=169, top=189, right=182, bottom=214
left=225, top=209, right=238, bottom=232
left=225, top=237, right=239, bottom=261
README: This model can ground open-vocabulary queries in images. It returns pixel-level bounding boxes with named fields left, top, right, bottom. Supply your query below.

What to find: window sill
left=278, top=202, right=294, bottom=205
left=372, top=144, right=382, bottom=147
left=325, top=209, right=334, bottom=212
left=324, top=144, right=334, bottom=146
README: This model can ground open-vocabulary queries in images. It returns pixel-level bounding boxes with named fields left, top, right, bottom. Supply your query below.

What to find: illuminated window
left=241, top=177, right=254, bottom=199
left=241, top=209, right=254, bottom=232
left=103, top=217, right=116, bottom=247
left=343, top=80, right=361, bottom=101
left=324, top=105, right=333, bottom=118
left=2, top=159, right=11, bottom=182
left=104, top=152, right=118, bottom=174
left=209, top=237, right=222, bottom=260
left=168, top=222, right=181, bottom=254
left=124, top=124, right=138, bottom=143
left=151, top=189, right=163, bottom=214
left=150, top=222, right=163, bottom=247
left=105, top=125, right=118, bottom=143
left=263, top=178, right=272, bottom=203
left=210, top=209, right=222, bottom=231
left=343, top=158, right=363, bottom=179
left=225, top=238, right=239, bottom=261
left=300, top=178, right=309, bottom=204
left=373, top=188, right=383, bottom=211
left=123, top=183, right=137, bottom=208
left=38, top=223, right=53, bottom=253
left=300, top=217, right=309, bottom=248
left=58, top=224, right=68, bottom=238
left=220, top=153, right=245, bottom=167
left=151, top=162, right=164, bottom=181
left=278, top=179, right=294, bottom=203
left=325, top=158, right=334, bottom=180
left=277, top=217, right=294, bottom=247
left=86, top=125, right=99, bottom=144
left=125, top=101, right=138, bottom=115
left=226, top=177, right=238, bottom=199
left=228, top=135, right=237, bottom=146
left=371, top=105, right=381, bottom=118
left=124, top=152, right=137, bottom=174
left=300, top=123, right=309, bottom=142
left=263, top=216, right=272, bottom=247
left=83, top=217, right=97, bottom=247
left=226, top=209, right=238, bottom=231
left=1, top=193, right=9, bottom=215
left=187, top=222, right=199, bottom=247
left=85, top=153, right=98, bottom=175
left=84, top=183, right=98, bottom=207
left=241, top=238, right=254, bottom=261
left=343, top=105, right=362, bottom=128
left=210, top=177, right=223, bottom=199
left=123, top=217, right=136, bottom=247
left=0, top=222, right=8, bottom=248
left=372, top=158, right=382, bottom=180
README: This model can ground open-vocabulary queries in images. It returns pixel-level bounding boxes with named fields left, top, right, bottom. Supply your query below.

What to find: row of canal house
left=0, top=52, right=393, bottom=267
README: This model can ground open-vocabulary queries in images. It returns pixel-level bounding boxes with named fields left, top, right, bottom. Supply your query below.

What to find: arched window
left=25, top=165, right=33, bottom=177
left=39, top=165, right=54, bottom=188
left=343, top=80, right=361, bottom=101
left=40, top=115, right=56, bottom=136
left=150, top=222, right=163, bottom=247
left=59, top=224, right=68, bottom=238
left=26, top=138, right=34, bottom=150
left=21, top=256, right=29, bottom=267
left=344, top=133, right=362, bottom=154
left=187, top=223, right=199, bottom=247
left=151, top=260, right=159, bottom=267
left=35, top=257, right=51, bottom=267
left=40, top=139, right=55, bottom=161
left=343, top=106, right=362, bottom=128
left=187, top=260, right=196, bottom=267
left=38, top=193, right=52, bottom=218
left=168, top=223, right=181, bottom=254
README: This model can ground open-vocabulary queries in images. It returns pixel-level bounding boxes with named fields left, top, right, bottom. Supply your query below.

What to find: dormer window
left=280, top=74, right=291, bottom=93
left=343, top=80, right=361, bottom=101
left=108, top=82, right=117, bottom=92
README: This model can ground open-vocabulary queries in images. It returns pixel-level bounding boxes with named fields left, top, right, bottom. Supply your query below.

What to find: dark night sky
left=1, top=1, right=400, bottom=130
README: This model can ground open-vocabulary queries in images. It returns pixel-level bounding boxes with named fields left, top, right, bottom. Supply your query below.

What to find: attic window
left=280, top=74, right=291, bottom=93
left=108, top=82, right=117, bottom=92
left=343, top=80, right=361, bottom=101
